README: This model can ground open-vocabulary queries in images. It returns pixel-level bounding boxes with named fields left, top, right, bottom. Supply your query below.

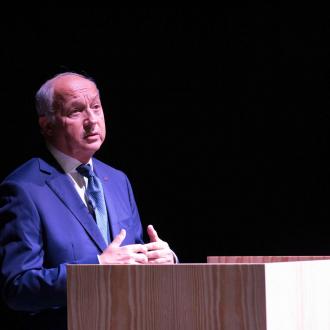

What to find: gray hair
left=35, top=72, right=96, bottom=122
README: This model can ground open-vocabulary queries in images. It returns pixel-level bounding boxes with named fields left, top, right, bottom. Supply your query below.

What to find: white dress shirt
left=47, top=144, right=92, bottom=207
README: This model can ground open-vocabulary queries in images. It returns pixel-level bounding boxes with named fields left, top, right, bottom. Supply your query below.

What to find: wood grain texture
left=67, top=264, right=267, bottom=330
left=207, top=256, right=330, bottom=264
left=207, top=257, right=330, bottom=330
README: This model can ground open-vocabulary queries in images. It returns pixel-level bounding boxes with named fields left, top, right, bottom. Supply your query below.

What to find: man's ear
left=39, top=116, right=54, bottom=136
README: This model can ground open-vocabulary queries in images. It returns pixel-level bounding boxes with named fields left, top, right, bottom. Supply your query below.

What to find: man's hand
left=144, top=225, right=175, bottom=264
left=98, top=229, right=148, bottom=264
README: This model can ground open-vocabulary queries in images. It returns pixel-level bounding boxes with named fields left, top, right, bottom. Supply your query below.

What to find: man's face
left=42, top=75, right=106, bottom=162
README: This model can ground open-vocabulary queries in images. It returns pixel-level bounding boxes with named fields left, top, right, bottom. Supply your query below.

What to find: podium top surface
left=207, top=256, right=330, bottom=263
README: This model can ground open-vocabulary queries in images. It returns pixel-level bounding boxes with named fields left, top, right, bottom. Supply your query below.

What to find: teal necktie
left=76, top=164, right=110, bottom=245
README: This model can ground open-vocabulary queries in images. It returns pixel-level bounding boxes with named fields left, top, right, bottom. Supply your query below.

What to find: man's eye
left=68, top=109, right=81, bottom=116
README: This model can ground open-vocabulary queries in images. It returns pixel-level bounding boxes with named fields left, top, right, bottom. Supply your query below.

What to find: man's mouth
left=84, top=132, right=98, bottom=138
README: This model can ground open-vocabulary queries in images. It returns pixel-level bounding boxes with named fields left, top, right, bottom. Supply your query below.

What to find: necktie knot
left=76, top=164, right=94, bottom=178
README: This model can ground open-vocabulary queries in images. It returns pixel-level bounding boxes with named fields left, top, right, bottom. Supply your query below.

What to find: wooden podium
left=67, top=256, right=330, bottom=330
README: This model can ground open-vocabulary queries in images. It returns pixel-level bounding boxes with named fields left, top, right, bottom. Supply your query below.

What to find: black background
left=1, top=7, right=330, bottom=263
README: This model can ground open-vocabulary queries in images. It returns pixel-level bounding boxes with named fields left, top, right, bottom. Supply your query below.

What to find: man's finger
left=133, top=253, right=148, bottom=264
left=148, top=257, right=172, bottom=264
left=110, top=229, right=126, bottom=247
left=147, top=224, right=160, bottom=242
left=127, top=244, right=148, bottom=254
left=144, top=241, right=166, bottom=251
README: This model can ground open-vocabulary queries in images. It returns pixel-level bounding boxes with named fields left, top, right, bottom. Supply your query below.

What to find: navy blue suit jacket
left=0, top=154, right=143, bottom=327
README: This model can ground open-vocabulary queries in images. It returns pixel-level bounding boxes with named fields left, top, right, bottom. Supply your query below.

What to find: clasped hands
left=99, top=224, right=175, bottom=265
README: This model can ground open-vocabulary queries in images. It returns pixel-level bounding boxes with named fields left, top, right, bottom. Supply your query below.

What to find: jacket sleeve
left=0, top=182, right=67, bottom=312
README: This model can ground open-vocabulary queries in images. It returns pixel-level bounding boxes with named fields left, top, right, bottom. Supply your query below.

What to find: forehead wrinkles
left=53, top=76, right=98, bottom=102
left=54, top=86, right=99, bottom=110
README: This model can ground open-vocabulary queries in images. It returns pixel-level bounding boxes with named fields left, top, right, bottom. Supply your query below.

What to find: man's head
left=36, top=72, right=106, bottom=163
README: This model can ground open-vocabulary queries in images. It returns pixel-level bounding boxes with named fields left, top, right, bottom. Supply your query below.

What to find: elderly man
left=0, top=72, right=175, bottom=330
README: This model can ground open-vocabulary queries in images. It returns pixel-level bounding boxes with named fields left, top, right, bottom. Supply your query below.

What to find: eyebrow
left=70, top=94, right=100, bottom=107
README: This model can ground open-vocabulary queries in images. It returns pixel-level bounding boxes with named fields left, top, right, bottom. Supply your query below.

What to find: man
left=0, top=72, right=175, bottom=329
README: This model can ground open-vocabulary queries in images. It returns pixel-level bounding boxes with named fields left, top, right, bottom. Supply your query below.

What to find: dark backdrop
left=1, top=7, right=330, bottom=263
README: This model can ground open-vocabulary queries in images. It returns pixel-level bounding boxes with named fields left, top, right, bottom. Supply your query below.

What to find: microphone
left=87, top=199, right=96, bottom=219
left=88, top=198, right=96, bottom=210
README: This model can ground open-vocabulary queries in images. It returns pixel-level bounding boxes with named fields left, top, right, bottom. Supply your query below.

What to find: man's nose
left=84, top=108, right=97, bottom=123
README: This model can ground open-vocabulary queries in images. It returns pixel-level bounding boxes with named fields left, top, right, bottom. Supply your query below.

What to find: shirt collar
left=47, top=143, right=93, bottom=174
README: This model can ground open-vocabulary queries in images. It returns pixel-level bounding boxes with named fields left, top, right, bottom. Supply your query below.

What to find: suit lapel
left=39, top=159, right=107, bottom=251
